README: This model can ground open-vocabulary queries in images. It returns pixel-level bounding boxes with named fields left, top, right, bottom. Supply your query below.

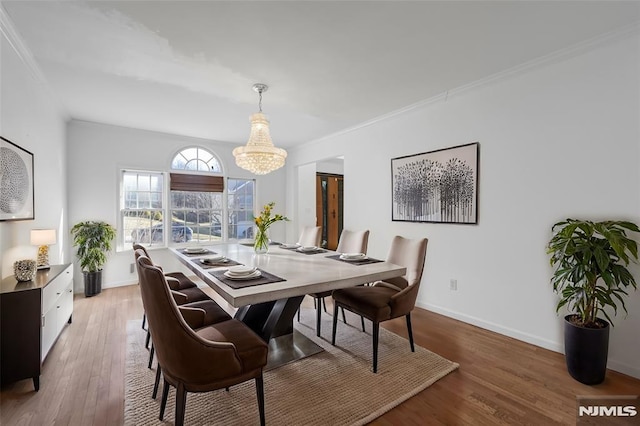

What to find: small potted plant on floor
left=547, top=219, right=639, bottom=384
left=71, top=221, right=116, bottom=297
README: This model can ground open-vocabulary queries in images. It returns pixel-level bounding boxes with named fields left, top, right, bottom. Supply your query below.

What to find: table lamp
left=31, top=229, right=57, bottom=269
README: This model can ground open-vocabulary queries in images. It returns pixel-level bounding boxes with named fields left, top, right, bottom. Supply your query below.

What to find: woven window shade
left=170, top=173, right=224, bottom=192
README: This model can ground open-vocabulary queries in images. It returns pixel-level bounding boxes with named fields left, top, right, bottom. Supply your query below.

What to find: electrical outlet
left=449, top=279, right=458, bottom=291
left=130, top=263, right=135, bottom=274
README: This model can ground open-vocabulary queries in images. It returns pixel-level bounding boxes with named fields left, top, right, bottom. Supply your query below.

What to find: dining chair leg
left=152, top=365, right=162, bottom=399
left=141, top=313, right=146, bottom=330
left=322, top=297, right=328, bottom=313
left=175, top=383, right=187, bottom=426
left=340, top=307, right=347, bottom=324
left=316, top=297, right=322, bottom=337
left=406, top=313, right=415, bottom=352
left=148, top=343, right=154, bottom=368
left=159, top=379, right=170, bottom=420
left=331, top=303, right=339, bottom=345
left=372, top=322, right=380, bottom=373
left=360, top=315, right=366, bottom=332
left=145, top=328, right=151, bottom=349
left=255, top=373, right=266, bottom=426
left=297, top=307, right=300, bottom=322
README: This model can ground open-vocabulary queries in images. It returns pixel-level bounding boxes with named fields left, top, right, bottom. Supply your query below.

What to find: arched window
left=171, top=147, right=222, bottom=173
left=121, top=146, right=254, bottom=248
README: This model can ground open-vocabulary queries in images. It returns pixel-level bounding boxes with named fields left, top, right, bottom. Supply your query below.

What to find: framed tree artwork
left=1, top=137, right=35, bottom=221
left=391, top=142, right=479, bottom=224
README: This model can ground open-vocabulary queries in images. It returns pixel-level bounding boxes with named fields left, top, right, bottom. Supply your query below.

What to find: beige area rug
left=124, top=307, right=459, bottom=425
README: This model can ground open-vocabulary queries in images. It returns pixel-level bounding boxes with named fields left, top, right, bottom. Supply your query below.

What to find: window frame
left=117, top=148, right=257, bottom=251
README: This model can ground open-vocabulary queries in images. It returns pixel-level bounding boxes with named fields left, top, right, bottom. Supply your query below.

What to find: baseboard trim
left=418, top=301, right=640, bottom=380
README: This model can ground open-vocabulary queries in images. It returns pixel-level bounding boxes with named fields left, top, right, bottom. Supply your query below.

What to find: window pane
left=171, top=191, right=185, bottom=208
left=138, top=175, right=150, bottom=191
left=171, top=155, right=186, bottom=170
left=196, top=193, right=212, bottom=209
left=198, top=148, right=212, bottom=163
left=151, top=175, right=163, bottom=192
left=227, top=178, right=255, bottom=240
left=123, top=174, right=137, bottom=191
left=151, top=192, right=162, bottom=209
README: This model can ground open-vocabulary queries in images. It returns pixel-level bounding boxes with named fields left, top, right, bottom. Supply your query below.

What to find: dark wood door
left=316, top=174, right=343, bottom=250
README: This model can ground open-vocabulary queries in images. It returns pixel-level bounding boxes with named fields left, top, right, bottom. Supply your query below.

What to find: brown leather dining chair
left=136, top=254, right=269, bottom=426
left=133, top=244, right=209, bottom=303
left=133, top=247, right=232, bottom=399
left=133, top=245, right=210, bottom=352
left=331, top=236, right=428, bottom=373
left=297, top=226, right=322, bottom=247
left=304, top=229, right=370, bottom=336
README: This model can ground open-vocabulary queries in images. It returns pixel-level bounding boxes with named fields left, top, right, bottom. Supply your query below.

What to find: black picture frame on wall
left=391, top=142, right=479, bottom=224
left=1, top=136, right=35, bottom=221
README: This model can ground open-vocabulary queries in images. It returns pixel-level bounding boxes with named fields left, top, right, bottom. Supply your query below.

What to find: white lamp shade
left=31, top=229, right=57, bottom=246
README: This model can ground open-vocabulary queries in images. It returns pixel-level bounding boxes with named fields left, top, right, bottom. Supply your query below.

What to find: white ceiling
left=3, top=1, right=639, bottom=147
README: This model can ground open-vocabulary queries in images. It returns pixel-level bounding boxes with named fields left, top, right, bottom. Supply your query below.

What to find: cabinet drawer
left=57, top=281, right=73, bottom=332
left=42, top=265, right=73, bottom=313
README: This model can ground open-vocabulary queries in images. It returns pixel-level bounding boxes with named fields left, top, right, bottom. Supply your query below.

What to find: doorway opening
left=316, top=173, right=343, bottom=250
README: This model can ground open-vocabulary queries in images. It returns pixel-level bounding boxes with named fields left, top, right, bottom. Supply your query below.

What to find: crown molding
left=294, top=21, right=640, bottom=154
left=0, top=5, right=70, bottom=120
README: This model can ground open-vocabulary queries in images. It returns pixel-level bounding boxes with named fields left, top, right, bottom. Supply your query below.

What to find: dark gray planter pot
left=564, top=314, right=610, bottom=385
left=83, top=270, right=102, bottom=297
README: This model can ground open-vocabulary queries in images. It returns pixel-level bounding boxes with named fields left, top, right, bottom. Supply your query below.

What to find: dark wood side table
left=1, top=264, right=73, bottom=391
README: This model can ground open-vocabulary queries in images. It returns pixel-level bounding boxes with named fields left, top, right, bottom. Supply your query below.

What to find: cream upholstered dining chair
left=303, top=229, right=369, bottom=337
left=136, top=254, right=268, bottom=426
left=297, top=226, right=322, bottom=247
left=331, top=236, right=428, bottom=373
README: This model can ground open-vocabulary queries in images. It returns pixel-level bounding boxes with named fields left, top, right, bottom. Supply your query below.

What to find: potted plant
left=71, top=221, right=116, bottom=297
left=547, top=219, right=639, bottom=384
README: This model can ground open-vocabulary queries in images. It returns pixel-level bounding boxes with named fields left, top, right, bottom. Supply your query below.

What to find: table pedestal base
left=265, top=329, right=323, bottom=371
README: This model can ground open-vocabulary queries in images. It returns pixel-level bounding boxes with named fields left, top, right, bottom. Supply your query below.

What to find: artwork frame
left=1, top=136, right=35, bottom=221
left=391, top=142, right=479, bottom=224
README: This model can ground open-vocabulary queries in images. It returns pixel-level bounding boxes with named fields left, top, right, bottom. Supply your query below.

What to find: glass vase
left=254, top=228, right=269, bottom=254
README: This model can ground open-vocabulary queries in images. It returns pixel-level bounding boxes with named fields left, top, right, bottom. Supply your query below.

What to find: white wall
left=0, top=13, right=68, bottom=279
left=66, top=120, right=286, bottom=291
left=287, top=32, right=640, bottom=378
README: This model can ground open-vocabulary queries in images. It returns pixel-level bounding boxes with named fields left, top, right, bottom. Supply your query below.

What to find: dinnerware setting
left=297, top=246, right=317, bottom=252
left=184, top=247, right=208, bottom=254
left=224, top=265, right=261, bottom=280
left=280, top=243, right=300, bottom=249
left=339, top=252, right=368, bottom=261
left=200, top=255, right=228, bottom=264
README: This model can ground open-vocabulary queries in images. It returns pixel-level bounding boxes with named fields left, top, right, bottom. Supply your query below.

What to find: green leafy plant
left=71, top=221, right=116, bottom=273
left=547, top=219, right=639, bottom=328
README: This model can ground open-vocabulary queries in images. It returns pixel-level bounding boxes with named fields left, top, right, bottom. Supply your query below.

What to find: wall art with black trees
left=391, top=142, right=478, bottom=224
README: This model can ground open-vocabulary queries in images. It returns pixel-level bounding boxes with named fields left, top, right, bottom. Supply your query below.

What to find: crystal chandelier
left=233, top=83, right=287, bottom=175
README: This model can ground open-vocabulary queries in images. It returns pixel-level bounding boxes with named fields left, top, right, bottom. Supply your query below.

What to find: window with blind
left=121, top=147, right=255, bottom=249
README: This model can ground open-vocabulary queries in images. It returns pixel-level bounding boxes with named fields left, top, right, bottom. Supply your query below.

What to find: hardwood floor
left=1, top=284, right=638, bottom=425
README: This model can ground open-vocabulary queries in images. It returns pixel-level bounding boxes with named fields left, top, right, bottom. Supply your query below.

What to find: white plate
left=184, top=247, right=207, bottom=254
left=340, top=252, right=366, bottom=259
left=340, top=254, right=368, bottom=261
left=201, top=256, right=227, bottom=264
left=224, top=270, right=262, bottom=280
left=297, top=246, right=317, bottom=252
left=227, top=265, right=256, bottom=275
left=280, top=243, right=299, bottom=249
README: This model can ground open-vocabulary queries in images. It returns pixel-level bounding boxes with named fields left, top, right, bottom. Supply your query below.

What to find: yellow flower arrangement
left=254, top=202, right=289, bottom=253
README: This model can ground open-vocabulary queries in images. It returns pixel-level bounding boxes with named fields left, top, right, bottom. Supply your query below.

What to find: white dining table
left=170, top=242, right=406, bottom=368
